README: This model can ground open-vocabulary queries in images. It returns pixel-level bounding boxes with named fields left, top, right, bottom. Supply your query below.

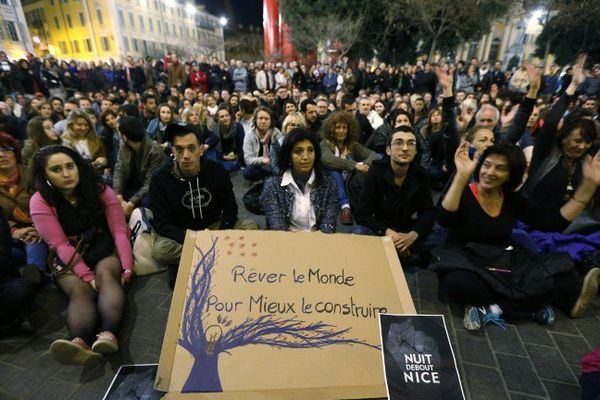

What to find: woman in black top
left=436, top=142, right=600, bottom=331
left=523, top=55, right=597, bottom=215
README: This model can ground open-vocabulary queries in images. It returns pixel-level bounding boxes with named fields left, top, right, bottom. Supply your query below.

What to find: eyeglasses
left=0, top=146, right=15, bottom=153
left=391, top=139, right=417, bottom=148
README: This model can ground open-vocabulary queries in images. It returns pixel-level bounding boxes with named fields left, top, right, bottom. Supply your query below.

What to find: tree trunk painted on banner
left=182, top=352, right=222, bottom=393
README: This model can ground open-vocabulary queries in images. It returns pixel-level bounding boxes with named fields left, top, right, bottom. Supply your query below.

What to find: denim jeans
left=352, top=223, right=448, bottom=253
left=328, top=170, right=349, bottom=207
left=11, top=241, right=49, bottom=270
left=243, top=165, right=270, bottom=182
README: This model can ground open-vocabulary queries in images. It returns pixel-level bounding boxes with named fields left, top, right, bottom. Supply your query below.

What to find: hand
left=454, top=142, right=479, bottom=179
left=89, top=279, right=97, bottom=291
left=355, top=163, right=369, bottom=174
left=582, top=150, right=600, bottom=187
left=501, top=104, right=519, bottom=128
left=262, top=157, right=271, bottom=166
left=92, top=157, right=107, bottom=168
left=13, top=227, right=38, bottom=243
left=116, top=194, right=124, bottom=203
left=434, top=66, right=453, bottom=95
left=121, top=269, right=133, bottom=286
left=569, top=54, right=587, bottom=91
left=525, top=63, right=541, bottom=95
left=121, top=201, right=135, bottom=218
left=396, top=231, right=419, bottom=253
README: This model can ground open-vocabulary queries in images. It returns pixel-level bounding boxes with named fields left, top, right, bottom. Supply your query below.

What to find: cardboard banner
left=156, top=230, right=416, bottom=399
left=379, top=314, right=465, bottom=400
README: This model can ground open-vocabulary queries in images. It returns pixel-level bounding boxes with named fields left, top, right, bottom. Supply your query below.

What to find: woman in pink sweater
left=30, top=145, right=132, bottom=366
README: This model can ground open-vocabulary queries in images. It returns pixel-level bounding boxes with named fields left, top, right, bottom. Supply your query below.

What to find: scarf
left=214, top=122, right=236, bottom=153
left=257, top=129, right=271, bottom=161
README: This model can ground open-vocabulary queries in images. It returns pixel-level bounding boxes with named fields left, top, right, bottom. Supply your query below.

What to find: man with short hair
left=140, top=92, right=157, bottom=128
left=342, top=94, right=373, bottom=143
left=49, top=97, right=64, bottom=123
left=316, top=98, right=330, bottom=120
left=491, top=61, right=506, bottom=88
left=54, top=98, right=79, bottom=135
left=149, top=122, right=258, bottom=287
left=353, top=126, right=435, bottom=258
left=476, top=104, right=500, bottom=130
left=113, top=116, right=166, bottom=218
left=300, top=99, right=320, bottom=134
left=78, top=97, right=92, bottom=110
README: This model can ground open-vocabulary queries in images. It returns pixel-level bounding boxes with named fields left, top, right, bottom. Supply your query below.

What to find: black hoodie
left=149, top=157, right=238, bottom=244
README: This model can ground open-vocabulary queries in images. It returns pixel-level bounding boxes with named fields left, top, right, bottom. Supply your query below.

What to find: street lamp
left=219, top=17, right=228, bottom=27
left=185, top=2, right=197, bottom=15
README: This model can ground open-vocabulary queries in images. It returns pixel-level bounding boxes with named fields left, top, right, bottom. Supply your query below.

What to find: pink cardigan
left=30, top=187, right=133, bottom=282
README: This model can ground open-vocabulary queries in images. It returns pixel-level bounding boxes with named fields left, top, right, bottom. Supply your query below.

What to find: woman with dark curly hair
left=261, top=128, right=339, bottom=232
left=243, top=106, right=282, bottom=182
left=30, top=146, right=132, bottom=366
left=320, top=111, right=376, bottom=225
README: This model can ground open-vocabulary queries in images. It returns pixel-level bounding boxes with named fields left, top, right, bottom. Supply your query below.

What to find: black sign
left=103, top=364, right=164, bottom=400
left=379, top=314, right=465, bottom=400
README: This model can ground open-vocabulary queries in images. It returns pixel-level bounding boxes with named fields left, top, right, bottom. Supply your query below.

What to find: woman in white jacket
left=243, top=106, right=282, bottom=182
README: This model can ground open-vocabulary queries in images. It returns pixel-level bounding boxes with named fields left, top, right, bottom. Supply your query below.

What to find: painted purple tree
left=178, top=236, right=380, bottom=393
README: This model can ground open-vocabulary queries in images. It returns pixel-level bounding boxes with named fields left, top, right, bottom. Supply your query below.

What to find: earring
left=46, top=179, right=53, bottom=187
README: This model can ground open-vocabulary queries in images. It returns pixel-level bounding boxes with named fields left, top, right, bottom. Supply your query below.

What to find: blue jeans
left=11, top=241, right=49, bottom=270
left=352, top=223, right=448, bottom=253
left=328, top=170, right=350, bottom=207
left=204, top=147, right=218, bottom=161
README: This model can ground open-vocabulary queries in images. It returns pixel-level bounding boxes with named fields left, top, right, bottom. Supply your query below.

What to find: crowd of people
left=1, top=48, right=600, bottom=368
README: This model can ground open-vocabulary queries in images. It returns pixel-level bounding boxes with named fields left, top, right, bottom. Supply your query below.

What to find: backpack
left=129, top=208, right=166, bottom=276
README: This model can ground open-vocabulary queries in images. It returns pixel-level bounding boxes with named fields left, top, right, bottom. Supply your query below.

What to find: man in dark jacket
left=353, top=127, right=436, bottom=258
left=149, top=122, right=258, bottom=287
left=113, top=116, right=166, bottom=218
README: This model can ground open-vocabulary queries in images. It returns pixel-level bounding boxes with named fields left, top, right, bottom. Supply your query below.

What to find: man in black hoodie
left=149, top=122, right=258, bottom=286
left=352, top=127, right=437, bottom=260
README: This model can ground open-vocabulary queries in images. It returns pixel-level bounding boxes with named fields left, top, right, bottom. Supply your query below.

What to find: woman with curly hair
left=243, top=106, right=282, bottom=182
left=30, top=146, right=132, bottom=366
left=320, top=111, right=376, bottom=225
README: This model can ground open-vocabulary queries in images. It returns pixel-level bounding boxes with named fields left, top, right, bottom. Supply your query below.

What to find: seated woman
left=243, top=106, right=281, bottom=182
left=435, top=142, right=600, bottom=332
left=271, top=112, right=307, bottom=175
left=261, top=127, right=339, bottom=232
left=30, top=146, right=133, bottom=366
left=181, top=107, right=219, bottom=161
left=320, top=111, right=376, bottom=225
left=0, top=211, right=36, bottom=337
left=213, top=104, right=245, bottom=171
left=146, top=103, right=175, bottom=146
left=0, top=134, right=47, bottom=273
left=22, top=116, right=62, bottom=167
left=61, top=109, right=107, bottom=174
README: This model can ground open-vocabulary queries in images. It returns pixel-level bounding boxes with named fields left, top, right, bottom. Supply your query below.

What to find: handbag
left=129, top=208, right=166, bottom=276
left=243, top=182, right=265, bottom=215
left=47, top=226, right=115, bottom=277
left=431, top=242, right=573, bottom=300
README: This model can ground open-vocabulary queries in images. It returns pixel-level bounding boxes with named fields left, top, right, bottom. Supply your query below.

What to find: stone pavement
left=0, top=170, right=597, bottom=400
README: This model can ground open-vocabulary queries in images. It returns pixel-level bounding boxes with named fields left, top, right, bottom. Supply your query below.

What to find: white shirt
left=281, top=170, right=316, bottom=232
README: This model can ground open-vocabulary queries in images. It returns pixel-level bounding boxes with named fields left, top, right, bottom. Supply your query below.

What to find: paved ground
left=0, top=170, right=597, bottom=399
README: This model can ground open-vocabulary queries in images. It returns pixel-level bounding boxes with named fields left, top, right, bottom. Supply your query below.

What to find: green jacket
left=320, top=139, right=376, bottom=171
left=113, top=136, right=166, bottom=205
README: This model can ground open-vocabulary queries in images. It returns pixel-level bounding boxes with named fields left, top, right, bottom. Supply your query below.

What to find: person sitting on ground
left=243, top=106, right=281, bottom=182
left=435, top=142, right=600, bottom=332
left=61, top=109, right=107, bottom=173
left=181, top=107, right=219, bottom=161
left=213, top=104, right=245, bottom=171
left=353, top=127, right=436, bottom=260
left=300, top=99, right=321, bottom=135
left=262, top=128, right=339, bottom=232
left=0, top=133, right=48, bottom=273
left=271, top=112, right=307, bottom=175
left=22, top=116, right=62, bottom=167
left=0, top=211, right=36, bottom=337
left=149, top=123, right=259, bottom=288
left=320, top=111, right=377, bottom=225
left=113, top=116, right=166, bottom=219
left=30, top=145, right=133, bottom=366
left=146, top=103, right=175, bottom=146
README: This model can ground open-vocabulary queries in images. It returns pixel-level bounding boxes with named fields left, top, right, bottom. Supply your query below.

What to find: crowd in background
left=1, top=48, right=600, bottom=372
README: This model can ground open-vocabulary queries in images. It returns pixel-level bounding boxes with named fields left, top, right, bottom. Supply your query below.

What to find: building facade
left=0, top=0, right=35, bottom=59
left=22, top=0, right=224, bottom=62
left=455, top=6, right=552, bottom=71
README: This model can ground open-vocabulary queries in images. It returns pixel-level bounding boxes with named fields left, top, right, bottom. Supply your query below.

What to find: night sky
left=201, top=0, right=263, bottom=28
